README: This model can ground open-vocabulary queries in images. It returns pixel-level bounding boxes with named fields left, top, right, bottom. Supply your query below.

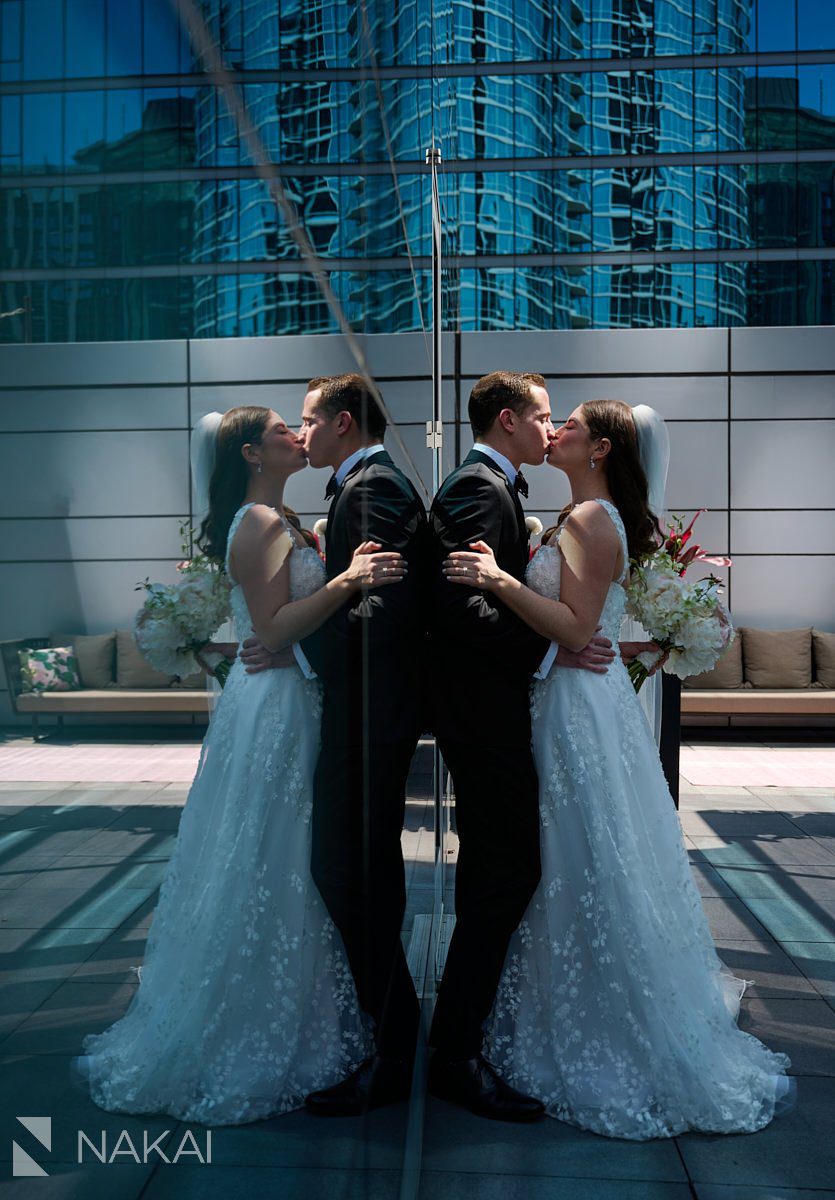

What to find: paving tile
left=421, top=1102, right=686, bottom=1181
left=689, top=838, right=835, bottom=870
left=738, top=997, right=835, bottom=1076
left=142, top=1165, right=404, bottom=1200
left=782, top=813, right=835, bottom=838
left=740, top=896, right=835, bottom=944
left=65, top=830, right=178, bottom=858
left=690, top=863, right=736, bottom=898
left=714, top=940, right=818, bottom=999
left=680, top=812, right=800, bottom=838
left=700, top=897, right=772, bottom=941
left=0, top=805, right=127, bottom=833
left=105, top=808, right=184, bottom=832
left=695, top=1188, right=835, bottom=1200
left=751, top=790, right=835, bottom=815
left=0, top=1163, right=156, bottom=1199
left=188, top=1105, right=409, bottom=1169
left=780, top=942, right=835, bottom=1000
left=418, top=1176, right=693, bottom=1200
left=0, top=979, right=138, bottom=1055
left=678, top=1077, right=835, bottom=1189
left=717, top=865, right=835, bottom=899
left=0, top=885, right=156, bottom=932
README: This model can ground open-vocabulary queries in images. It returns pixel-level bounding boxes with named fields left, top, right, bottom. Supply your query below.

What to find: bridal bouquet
left=625, top=511, right=733, bottom=691
left=135, top=523, right=233, bottom=686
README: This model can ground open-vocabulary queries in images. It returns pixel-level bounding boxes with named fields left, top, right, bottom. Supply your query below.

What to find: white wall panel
left=732, top=375, right=835, bottom=419
left=731, top=420, right=835, bottom=509
left=0, top=341, right=187, bottom=388
left=462, top=327, right=727, bottom=377
left=731, top=327, right=835, bottom=374
left=542, top=375, right=728, bottom=421
left=0, top=388, right=187, bottom=431
left=0, top=518, right=184, bottom=562
left=0, top=560, right=185, bottom=640
left=731, top=510, right=835, bottom=555
left=730, top=556, right=835, bottom=630
left=666, top=422, right=729, bottom=510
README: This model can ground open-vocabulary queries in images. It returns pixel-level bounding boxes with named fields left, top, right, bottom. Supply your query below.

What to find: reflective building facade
left=1, top=0, right=834, bottom=341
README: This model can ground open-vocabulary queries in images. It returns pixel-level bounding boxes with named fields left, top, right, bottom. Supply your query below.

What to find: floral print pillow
left=19, top=647, right=81, bottom=694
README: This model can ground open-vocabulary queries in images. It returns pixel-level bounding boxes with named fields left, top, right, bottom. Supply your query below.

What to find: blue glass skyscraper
left=0, top=0, right=833, bottom=341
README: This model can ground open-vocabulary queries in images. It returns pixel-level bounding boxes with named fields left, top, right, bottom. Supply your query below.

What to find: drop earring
left=256, top=462, right=263, bottom=474
left=589, top=457, right=596, bottom=470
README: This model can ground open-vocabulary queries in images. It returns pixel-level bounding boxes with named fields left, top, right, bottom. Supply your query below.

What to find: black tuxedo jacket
left=428, top=450, right=548, bottom=745
left=301, top=449, right=428, bottom=746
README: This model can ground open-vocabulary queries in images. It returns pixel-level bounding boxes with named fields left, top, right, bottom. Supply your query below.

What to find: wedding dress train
left=485, top=499, right=791, bottom=1140
left=77, top=504, right=370, bottom=1125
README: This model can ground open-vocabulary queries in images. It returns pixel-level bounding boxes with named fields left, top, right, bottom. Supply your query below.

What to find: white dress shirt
left=292, top=444, right=387, bottom=679
left=471, top=443, right=558, bottom=680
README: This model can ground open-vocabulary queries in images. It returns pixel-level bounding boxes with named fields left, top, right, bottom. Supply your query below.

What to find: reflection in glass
left=106, top=0, right=141, bottom=75
left=656, top=262, right=694, bottom=327
left=592, top=168, right=630, bottom=251
left=798, top=260, right=834, bottom=324
left=695, top=261, right=717, bottom=327
left=1, top=94, right=22, bottom=171
left=23, top=0, right=63, bottom=80
left=751, top=162, right=797, bottom=247
left=749, top=260, right=798, bottom=325
left=657, top=165, right=693, bottom=250
left=797, top=162, right=835, bottom=247
left=798, top=0, right=835, bottom=50
left=64, top=91, right=104, bottom=171
left=751, top=67, right=798, bottom=151
left=1, top=1, right=22, bottom=84
left=756, top=0, right=795, bottom=52
left=797, top=64, right=835, bottom=150
left=23, top=93, right=61, bottom=172
left=656, top=70, right=693, bottom=154
left=65, top=0, right=105, bottom=79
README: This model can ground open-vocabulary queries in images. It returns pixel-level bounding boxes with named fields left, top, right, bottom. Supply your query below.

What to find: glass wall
left=1, top=0, right=834, bottom=341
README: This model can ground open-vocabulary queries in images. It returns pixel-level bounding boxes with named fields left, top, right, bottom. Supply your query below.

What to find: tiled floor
left=1, top=741, right=834, bottom=1198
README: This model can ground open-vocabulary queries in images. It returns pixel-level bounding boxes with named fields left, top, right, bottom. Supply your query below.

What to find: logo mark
left=13, top=1117, right=51, bottom=1177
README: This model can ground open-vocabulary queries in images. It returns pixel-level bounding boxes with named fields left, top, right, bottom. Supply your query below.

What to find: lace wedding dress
left=78, top=504, right=371, bottom=1125
left=484, top=499, right=791, bottom=1140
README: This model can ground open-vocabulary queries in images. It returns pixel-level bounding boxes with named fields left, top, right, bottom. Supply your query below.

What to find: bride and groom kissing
left=77, top=371, right=791, bottom=1139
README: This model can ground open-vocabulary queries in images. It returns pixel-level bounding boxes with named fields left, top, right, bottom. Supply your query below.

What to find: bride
left=444, top=400, right=792, bottom=1140
left=76, top=405, right=405, bottom=1126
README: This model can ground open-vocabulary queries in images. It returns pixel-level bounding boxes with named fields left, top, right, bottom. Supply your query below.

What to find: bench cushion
left=16, top=689, right=211, bottom=714
left=742, top=626, right=813, bottom=688
left=681, top=689, right=835, bottom=716
left=814, top=629, right=835, bottom=688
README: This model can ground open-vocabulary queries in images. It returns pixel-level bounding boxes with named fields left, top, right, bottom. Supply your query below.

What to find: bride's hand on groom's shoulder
left=443, top=540, right=505, bottom=591
left=557, top=628, right=616, bottom=674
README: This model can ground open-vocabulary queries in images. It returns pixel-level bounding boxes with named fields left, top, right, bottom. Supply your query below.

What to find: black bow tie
left=513, top=471, right=529, bottom=499
left=324, top=473, right=338, bottom=501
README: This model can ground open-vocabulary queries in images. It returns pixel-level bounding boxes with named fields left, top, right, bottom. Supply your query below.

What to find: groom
left=295, top=373, right=428, bottom=1116
left=427, top=370, right=593, bottom=1121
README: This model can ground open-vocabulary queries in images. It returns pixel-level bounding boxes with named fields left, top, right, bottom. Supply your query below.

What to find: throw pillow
left=813, top=629, right=835, bottom=688
left=683, top=634, right=744, bottom=689
left=19, top=646, right=81, bottom=693
left=742, top=627, right=813, bottom=689
left=51, top=633, right=116, bottom=688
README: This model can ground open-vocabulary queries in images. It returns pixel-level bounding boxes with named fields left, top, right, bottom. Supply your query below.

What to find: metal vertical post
left=425, top=144, right=447, bottom=968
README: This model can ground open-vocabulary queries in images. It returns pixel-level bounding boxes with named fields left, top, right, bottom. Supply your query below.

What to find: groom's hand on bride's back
left=557, top=628, right=615, bottom=674
left=239, top=635, right=296, bottom=673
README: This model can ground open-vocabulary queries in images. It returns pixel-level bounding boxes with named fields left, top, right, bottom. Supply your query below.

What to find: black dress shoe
left=305, top=1056, right=412, bottom=1117
left=429, top=1053, right=544, bottom=1123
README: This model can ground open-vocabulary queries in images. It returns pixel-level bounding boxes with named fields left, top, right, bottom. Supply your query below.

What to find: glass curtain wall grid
left=1, top=0, right=834, bottom=342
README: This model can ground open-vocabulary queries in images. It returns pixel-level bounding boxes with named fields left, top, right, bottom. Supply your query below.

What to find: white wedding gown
left=78, top=504, right=371, bottom=1125
left=484, top=499, right=791, bottom=1140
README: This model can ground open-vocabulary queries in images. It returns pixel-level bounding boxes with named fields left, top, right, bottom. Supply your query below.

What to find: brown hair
left=571, top=399, right=662, bottom=562
left=197, top=406, right=272, bottom=562
left=468, top=371, right=545, bottom=438
left=307, top=373, right=387, bottom=439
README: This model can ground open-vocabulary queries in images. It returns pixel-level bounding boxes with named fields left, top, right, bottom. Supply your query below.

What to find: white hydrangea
left=134, top=547, right=232, bottom=680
